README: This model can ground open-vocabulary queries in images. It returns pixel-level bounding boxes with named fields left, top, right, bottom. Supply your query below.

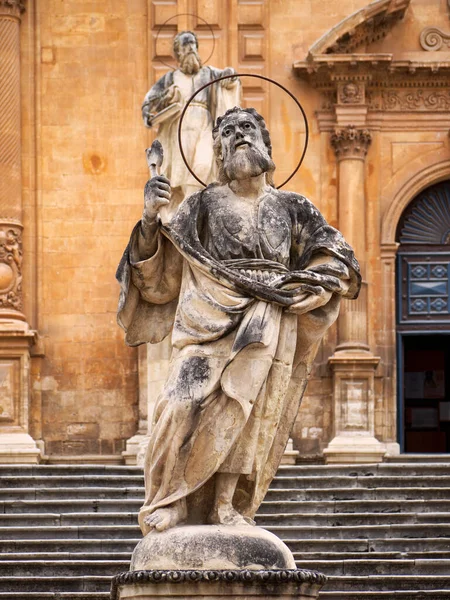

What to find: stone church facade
left=0, top=0, right=449, bottom=464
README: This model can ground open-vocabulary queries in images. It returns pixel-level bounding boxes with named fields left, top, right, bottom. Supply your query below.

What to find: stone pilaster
left=0, top=0, right=41, bottom=462
left=324, top=125, right=385, bottom=464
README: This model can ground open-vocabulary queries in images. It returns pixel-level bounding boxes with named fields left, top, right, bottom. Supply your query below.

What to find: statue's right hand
left=143, top=175, right=171, bottom=222
left=162, top=85, right=178, bottom=106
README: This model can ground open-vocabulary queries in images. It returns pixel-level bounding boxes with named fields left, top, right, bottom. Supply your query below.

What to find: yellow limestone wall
left=17, top=0, right=450, bottom=458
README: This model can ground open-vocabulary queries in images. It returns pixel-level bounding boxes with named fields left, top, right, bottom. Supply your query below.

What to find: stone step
left=0, top=577, right=111, bottom=593
left=0, top=487, right=144, bottom=501
left=385, top=454, right=450, bottom=464
left=283, top=537, right=450, bottom=553
left=0, top=539, right=139, bottom=553
left=5, top=511, right=450, bottom=528
left=0, top=476, right=144, bottom=488
left=295, top=558, right=450, bottom=576
left=0, top=595, right=109, bottom=600
left=265, top=486, right=450, bottom=501
left=323, top=575, right=450, bottom=592
left=277, top=463, right=450, bottom=476
left=0, top=466, right=142, bottom=476
left=271, top=475, right=450, bottom=489
left=1, top=552, right=132, bottom=561
left=0, top=561, right=129, bottom=577
left=259, top=499, right=450, bottom=514
left=321, top=592, right=450, bottom=599
left=266, top=523, right=450, bottom=540
left=0, top=525, right=141, bottom=540
left=0, top=513, right=138, bottom=526
left=293, top=551, right=450, bottom=561
left=1, top=499, right=143, bottom=513
left=256, top=512, right=450, bottom=526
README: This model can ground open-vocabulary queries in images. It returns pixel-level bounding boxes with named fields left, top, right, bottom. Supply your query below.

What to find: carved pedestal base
left=324, top=354, right=386, bottom=464
left=0, top=324, right=41, bottom=464
left=111, top=569, right=326, bottom=600
left=111, top=526, right=326, bottom=599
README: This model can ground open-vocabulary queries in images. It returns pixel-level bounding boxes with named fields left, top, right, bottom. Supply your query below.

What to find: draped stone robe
left=116, top=185, right=361, bottom=535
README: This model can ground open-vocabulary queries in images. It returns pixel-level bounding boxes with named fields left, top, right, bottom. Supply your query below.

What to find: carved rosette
left=0, top=221, right=23, bottom=315
left=0, top=0, right=25, bottom=18
left=331, top=126, right=372, bottom=160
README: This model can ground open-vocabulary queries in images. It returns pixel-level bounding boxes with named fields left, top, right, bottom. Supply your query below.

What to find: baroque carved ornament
left=0, top=0, right=26, bottom=17
left=420, top=27, right=450, bottom=51
left=330, top=126, right=372, bottom=160
left=381, top=89, right=450, bottom=111
left=0, top=223, right=23, bottom=313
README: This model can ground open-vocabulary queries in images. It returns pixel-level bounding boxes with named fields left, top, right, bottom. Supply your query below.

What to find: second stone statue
left=116, top=104, right=360, bottom=586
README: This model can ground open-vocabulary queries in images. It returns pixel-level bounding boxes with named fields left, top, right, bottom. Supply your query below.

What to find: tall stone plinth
left=0, top=324, right=40, bottom=463
left=324, top=354, right=385, bottom=464
left=110, top=526, right=326, bottom=600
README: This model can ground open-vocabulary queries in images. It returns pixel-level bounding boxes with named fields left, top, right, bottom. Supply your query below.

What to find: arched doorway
left=396, top=181, right=450, bottom=453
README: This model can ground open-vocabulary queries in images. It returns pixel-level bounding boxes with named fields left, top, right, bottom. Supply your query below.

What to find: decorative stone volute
left=330, top=126, right=372, bottom=160
left=420, top=27, right=450, bottom=51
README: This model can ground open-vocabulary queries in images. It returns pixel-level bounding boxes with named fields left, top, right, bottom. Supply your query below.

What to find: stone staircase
left=1, top=463, right=450, bottom=599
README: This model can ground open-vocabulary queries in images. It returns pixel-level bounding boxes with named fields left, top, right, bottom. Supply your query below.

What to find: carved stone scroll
left=420, top=26, right=450, bottom=51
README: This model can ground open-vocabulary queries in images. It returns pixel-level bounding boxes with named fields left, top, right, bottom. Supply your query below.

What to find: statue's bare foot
left=143, top=501, right=186, bottom=532
left=208, top=505, right=254, bottom=526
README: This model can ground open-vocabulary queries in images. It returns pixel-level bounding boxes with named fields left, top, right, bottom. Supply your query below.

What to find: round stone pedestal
left=110, top=569, right=326, bottom=600
left=130, top=525, right=296, bottom=571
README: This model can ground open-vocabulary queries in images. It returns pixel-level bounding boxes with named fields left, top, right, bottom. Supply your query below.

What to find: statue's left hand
left=287, top=288, right=332, bottom=315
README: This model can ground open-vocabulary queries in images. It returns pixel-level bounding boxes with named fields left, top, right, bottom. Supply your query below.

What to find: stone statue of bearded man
left=117, top=107, right=361, bottom=537
left=142, top=30, right=240, bottom=213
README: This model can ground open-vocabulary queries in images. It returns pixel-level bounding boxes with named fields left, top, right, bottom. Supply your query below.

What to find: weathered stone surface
left=111, top=569, right=326, bottom=600
left=117, top=105, right=360, bottom=537
left=130, top=525, right=296, bottom=571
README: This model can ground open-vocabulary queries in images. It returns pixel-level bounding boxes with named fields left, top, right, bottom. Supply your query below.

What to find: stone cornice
left=293, top=55, right=450, bottom=90
left=0, top=0, right=26, bottom=18
left=331, top=126, right=372, bottom=160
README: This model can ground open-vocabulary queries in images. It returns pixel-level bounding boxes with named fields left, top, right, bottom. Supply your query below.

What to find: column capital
left=0, top=0, right=25, bottom=19
left=331, top=125, right=372, bottom=160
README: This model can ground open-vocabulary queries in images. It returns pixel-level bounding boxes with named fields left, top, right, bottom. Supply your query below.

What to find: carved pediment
left=293, top=0, right=450, bottom=104
left=307, top=0, right=410, bottom=57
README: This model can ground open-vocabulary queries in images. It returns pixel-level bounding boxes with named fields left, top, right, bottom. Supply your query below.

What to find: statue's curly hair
left=173, top=31, right=199, bottom=60
left=212, top=107, right=275, bottom=186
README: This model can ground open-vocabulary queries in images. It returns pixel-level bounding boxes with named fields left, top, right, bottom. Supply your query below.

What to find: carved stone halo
left=177, top=73, right=310, bottom=189
left=154, top=13, right=216, bottom=70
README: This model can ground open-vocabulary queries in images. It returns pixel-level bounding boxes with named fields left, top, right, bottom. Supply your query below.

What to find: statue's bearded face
left=219, top=113, right=274, bottom=182
left=174, top=32, right=202, bottom=75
